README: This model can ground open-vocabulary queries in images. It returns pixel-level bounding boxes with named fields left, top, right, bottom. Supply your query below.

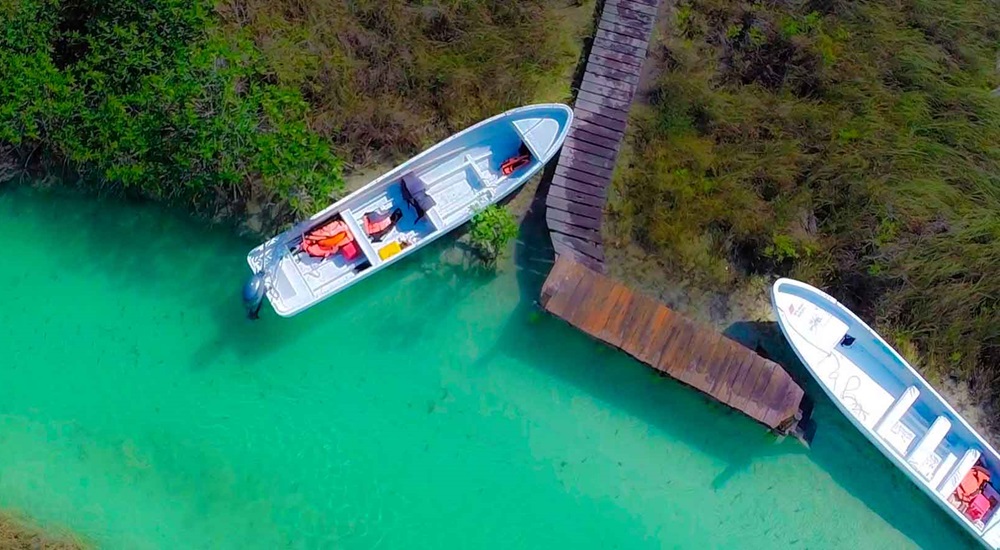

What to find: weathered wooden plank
left=602, top=18, right=653, bottom=43
left=626, top=0, right=661, bottom=9
left=601, top=12, right=654, bottom=35
left=722, top=352, right=758, bottom=411
left=586, top=61, right=641, bottom=85
left=562, top=270, right=597, bottom=329
left=694, top=335, right=730, bottom=391
left=587, top=52, right=643, bottom=76
left=580, top=77, right=633, bottom=101
left=549, top=231, right=604, bottom=262
left=564, top=135, right=618, bottom=160
left=593, top=37, right=646, bottom=60
left=760, top=369, right=792, bottom=427
left=570, top=127, right=624, bottom=151
left=552, top=174, right=608, bottom=199
left=570, top=272, right=616, bottom=332
left=547, top=215, right=603, bottom=246
left=636, top=308, right=679, bottom=370
left=595, top=28, right=650, bottom=51
left=581, top=76, right=635, bottom=102
left=656, top=319, right=695, bottom=374
left=546, top=207, right=602, bottom=231
left=589, top=45, right=644, bottom=68
left=597, top=286, right=634, bottom=345
left=708, top=342, right=744, bottom=397
left=597, top=17, right=650, bottom=41
left=617, top=297, right=658, bottom=355
left=580, top=277, right=620, bottom=334
left=574, top=98, right=630, bottom=123
left=562, top=147, right=616, bottom=171
left=577, top=89, right=631, bottom=113
left=563, top=156, right=613, bottom=179
left=546, top=195, right=603, bottom=220
left=561, top=250, right=604, bottom=273
left=583, top=72, right=637, bottom=97
left=606, top=0, right=658, bottom=17
left=548, top=179, right=607, bottom=205
left=731, top=355, right=766, bottom=411
left=590, top=284, right=630, bottom=340
left=681, top=332, right=723, bottom=391
left=539, top=261, right=585, bottom=315
left=555, top=164, right=609, bottom=188
left=573, top=107, right=629, bottom=133
left=573, top=117, right=625, bottom=142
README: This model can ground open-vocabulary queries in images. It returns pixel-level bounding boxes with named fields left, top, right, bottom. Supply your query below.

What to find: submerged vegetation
left=607, top=0, right=1000, bottom=405
left=1, top=0, right=586, bottom=224
left=0, top=512, right=86, bottom=549
left=470, top=204, right=519, bottom=265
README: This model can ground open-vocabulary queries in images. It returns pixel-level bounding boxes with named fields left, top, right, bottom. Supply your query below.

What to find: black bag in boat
left=401, top=173, right=436, bottom=220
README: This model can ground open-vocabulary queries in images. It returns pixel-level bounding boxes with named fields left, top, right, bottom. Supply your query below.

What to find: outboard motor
left=242, top=272, right=266, bottom=320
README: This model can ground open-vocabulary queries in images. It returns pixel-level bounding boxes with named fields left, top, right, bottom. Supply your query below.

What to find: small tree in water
left=469, top=205, right=519, bottom=265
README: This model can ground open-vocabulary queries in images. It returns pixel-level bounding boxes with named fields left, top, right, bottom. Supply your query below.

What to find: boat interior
left=776, top=280, right=1000, bottom=536
left=273, top=113, right=551, bottom=301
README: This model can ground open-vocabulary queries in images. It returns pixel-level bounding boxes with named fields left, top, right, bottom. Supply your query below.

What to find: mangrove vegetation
left=1, top=0, right=587, bottom=225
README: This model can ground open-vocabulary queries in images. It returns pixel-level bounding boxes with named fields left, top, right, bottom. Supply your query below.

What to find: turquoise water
left=0, top=185, right=975, bottom=549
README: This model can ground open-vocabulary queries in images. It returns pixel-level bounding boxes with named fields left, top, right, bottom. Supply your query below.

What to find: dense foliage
left=607, top=0, right=1000, bottom=397
left=470, top=205, right=519, bottom=265
left=1, top=0, right=583, bottom=222
left=1, top=0, right=341, bottom=217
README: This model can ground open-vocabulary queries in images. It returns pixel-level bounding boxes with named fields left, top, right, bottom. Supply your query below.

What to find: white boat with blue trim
left=243, top=103, right=573, bottom=318
left=772, top=278, right=1000, bottom=548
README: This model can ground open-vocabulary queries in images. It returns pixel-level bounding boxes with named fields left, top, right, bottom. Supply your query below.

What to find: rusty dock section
left=541, top=256, right=810, bottom=433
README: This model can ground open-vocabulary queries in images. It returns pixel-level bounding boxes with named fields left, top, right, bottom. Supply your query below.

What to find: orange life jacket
left=302, top=219, right=353, bottom=258
left=956, top=466, right=991, bottom=504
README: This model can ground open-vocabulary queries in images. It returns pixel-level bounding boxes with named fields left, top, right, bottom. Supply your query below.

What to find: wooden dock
left=546, top=0, right=662, bottom=273
left=540, top=256, right=810, bottom=434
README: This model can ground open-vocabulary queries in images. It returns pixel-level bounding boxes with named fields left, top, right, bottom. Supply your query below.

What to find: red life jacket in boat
left=364, top=208, right=403, bottom=242
left=501, top=153, right=531, bottom=176
left=302, top=219, right=353, bottom=258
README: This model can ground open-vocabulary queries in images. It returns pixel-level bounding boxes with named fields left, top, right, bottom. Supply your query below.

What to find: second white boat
left=772, top=278, right=1000, bottom=548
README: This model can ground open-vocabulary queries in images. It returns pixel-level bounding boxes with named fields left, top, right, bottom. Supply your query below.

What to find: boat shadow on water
left=469, top=175, right=975, bottom=548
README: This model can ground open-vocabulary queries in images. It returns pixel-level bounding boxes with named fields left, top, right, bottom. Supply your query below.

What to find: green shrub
left=469, top=205, right=519, bottom=265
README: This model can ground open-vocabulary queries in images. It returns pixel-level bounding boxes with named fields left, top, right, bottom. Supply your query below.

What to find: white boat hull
left=772, top=278, right=1000, bottom=548
left=247, top=104, right=572, bottom=317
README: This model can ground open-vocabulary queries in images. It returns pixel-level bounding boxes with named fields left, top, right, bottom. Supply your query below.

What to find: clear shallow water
left=0, top=185, right=975, bottom=549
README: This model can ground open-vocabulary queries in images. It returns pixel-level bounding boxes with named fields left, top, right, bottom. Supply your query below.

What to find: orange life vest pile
left=301, top=218, right=359, bottom=260
left=954, top=465, right=995, bottom=522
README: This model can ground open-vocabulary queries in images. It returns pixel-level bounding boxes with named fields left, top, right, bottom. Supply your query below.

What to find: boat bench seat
left=875, top=386, right=920, bottom=454
left=907, top=416, right=952, bottom=479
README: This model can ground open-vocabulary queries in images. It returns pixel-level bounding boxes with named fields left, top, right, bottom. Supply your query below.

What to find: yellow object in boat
left=378, top=240, right=404, bottom=260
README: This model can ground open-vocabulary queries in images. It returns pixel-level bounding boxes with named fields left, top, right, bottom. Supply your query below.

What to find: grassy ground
left=606, top=0, right=1000, bottom=421
left=0, top=512, right=87, bottom=550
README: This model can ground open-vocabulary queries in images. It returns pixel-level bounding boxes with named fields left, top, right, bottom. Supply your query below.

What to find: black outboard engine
left=242, top=272, right=266, bottom=320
